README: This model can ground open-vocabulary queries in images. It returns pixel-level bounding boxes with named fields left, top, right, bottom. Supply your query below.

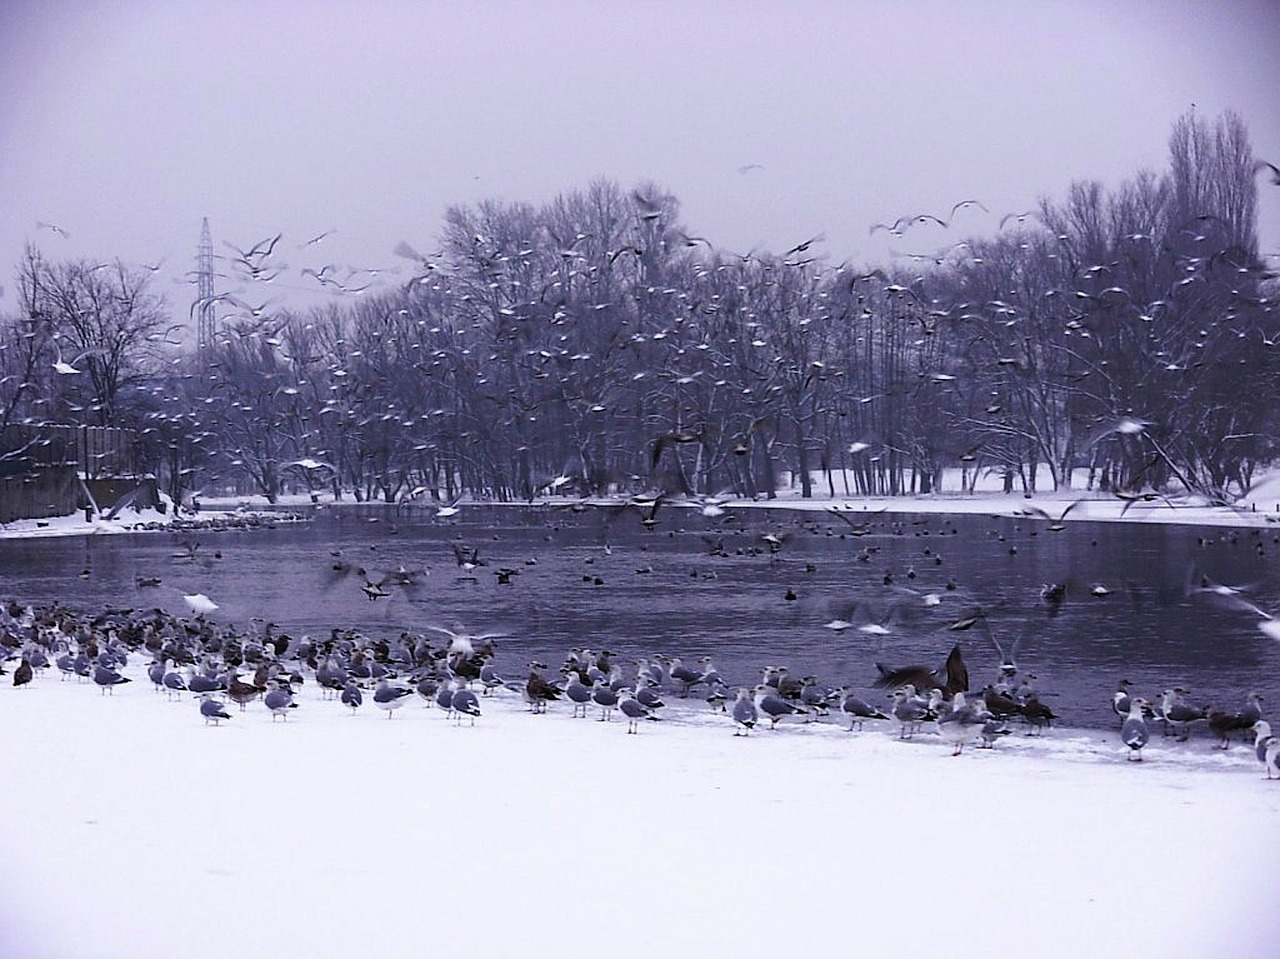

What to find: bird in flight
left=1254, top=160, right=1280, bottom=185
left=36, top=221, right=70, bottom=238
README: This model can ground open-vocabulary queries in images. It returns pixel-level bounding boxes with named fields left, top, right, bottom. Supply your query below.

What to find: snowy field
left=4, top=470, right=1280, bottom=958
left=1, top=661, right=1278, bottom=959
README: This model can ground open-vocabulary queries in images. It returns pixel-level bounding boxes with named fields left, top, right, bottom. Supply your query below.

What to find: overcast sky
left=1, top=0, right=1277, bottom=318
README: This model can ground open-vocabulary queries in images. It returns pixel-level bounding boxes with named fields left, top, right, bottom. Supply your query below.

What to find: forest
left=2, top=110, right=1276, bottom=507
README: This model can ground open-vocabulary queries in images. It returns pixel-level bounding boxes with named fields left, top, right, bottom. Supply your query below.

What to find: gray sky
left=1, top=0, right=1277, bottom=318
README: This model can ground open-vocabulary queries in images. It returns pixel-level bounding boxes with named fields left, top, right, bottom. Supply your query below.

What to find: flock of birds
left=2, top=591, right=1277, bottom=777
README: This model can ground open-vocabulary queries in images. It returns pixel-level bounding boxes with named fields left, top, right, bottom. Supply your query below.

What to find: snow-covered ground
left=1, top=661, right=1277, bottom=959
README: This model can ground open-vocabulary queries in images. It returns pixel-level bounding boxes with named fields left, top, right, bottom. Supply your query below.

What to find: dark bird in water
left=873, top=644, right=968, bottom=699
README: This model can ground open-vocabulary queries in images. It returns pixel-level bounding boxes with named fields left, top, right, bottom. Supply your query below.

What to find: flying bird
left=1253, top=160, right=1280, bottom=185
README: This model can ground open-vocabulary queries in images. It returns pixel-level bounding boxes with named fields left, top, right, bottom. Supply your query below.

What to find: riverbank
left=5, top=468, right=1280, bottom=541
left=0, top=653, right=1276, bottom=959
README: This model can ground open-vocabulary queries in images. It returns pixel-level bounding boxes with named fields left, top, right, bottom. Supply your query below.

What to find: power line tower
left=195, top=217, right=217, bottom=352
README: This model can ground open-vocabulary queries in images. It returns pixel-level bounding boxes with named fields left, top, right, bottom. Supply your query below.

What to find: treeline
left=2, top=110, right=1276, bottom=506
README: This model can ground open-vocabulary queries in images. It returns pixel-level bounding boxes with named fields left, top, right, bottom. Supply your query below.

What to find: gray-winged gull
left=833, top=687, right=889, bottom=731
left=92, top=664, right=131, bottom=694
left=563, top=672, right=592, bottom=718
left=341, top=681, right=363, bottom=714
left=753, top=684, right=807, bottom=729
left=591, top=681, right=619, bottom=721
left=732, top=687, right=758, bottom=736
left=1121, top=698, right=1151, bottom=760
left=199, top=694, right=233, bottom=725
left=936, top=692, right=985, bottom=755
left=618, top=689, right=658, bottom=733
left=891, top=685, right=934, bottom=739
left=264, top=681, right=297, bottom=721
left=373, top=679, right=413, bottom=717
left=450, top=684, right=481, bottom=725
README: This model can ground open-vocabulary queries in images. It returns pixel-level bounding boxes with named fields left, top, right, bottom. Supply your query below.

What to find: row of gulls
left=5, top=600, right=1278, bottom=765
left=1110, top=679, right=1265, bottom=754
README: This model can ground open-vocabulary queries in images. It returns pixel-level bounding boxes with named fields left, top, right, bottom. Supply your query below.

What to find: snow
left=1, top=662, right=1278, bottom=959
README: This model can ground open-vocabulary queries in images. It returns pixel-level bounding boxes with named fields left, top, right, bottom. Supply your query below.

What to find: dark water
left=3, top=503, right=1279, bottom=731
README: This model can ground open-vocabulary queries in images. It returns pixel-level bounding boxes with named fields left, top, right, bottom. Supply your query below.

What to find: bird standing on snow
left=450, top=684, right=481, bottom=725
left=1122, top=698, right=1151, bottom=761
left=93, top=664, right=131, bottom=694
left=1251, top=721, right=1278, bottom=778
left=199, top=694, right=233, bottom=726
left=732, top=687, right=758, bottom=736
left=834, top=687, right=889, bottom=731
left=591, top=681, right=619, bottom=722
left=373, top=679, right=413, bottom=718
left=891, top=685, right=935, bottom=740
left=754, top=684, right=807, bottom=729
left=341, top=681, right=363, bottom=714
left=264, top=681, right=297, bottom=721
left=563, top=672, right=592, bottom=718
left=937, top=692, right=985, bottom=756
left=618, top=689, right=658, bottom=733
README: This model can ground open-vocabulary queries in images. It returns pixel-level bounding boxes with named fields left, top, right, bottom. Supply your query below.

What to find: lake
left=2, top=501, right=1278, bottom=732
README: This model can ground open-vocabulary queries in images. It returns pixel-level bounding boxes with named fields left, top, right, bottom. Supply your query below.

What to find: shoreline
left=4, top=482, right=1280, bottom=541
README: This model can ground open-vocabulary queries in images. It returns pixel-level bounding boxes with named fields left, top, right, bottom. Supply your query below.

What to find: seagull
left=937, top=692, right=985, bottom=756
left=891, top=685, right=935, bottom=739
left=524, top=662, right=561, bottom=713
left=227, top=673, right=264, bottom=710
left=183, top=593, right=219, bottom=617
left=263, top=681, right=297, bottom=721
left=563, top=672, right=592, bottom=718
left=753, top=684, right=807, bottom=729
left=478, top=662, right=507, bottom=695
left=667, top=657, right=705, bottom=697
left=833, top=687, right=889, bottom=731
left=12, top=655, right=33, bottom=689
left=162, top=668, right=188, bottom=700
left=873, top=644, right=968, bottom=698
left=436, top=492, right=464, bottom=519
left=199, top=694, right=232, bottom=725
left=1110, top=679, right=1135, bottom=722
left=591, top=681, right=619, bottom=721
left=1021, top=499, right=1086, bottom=531
left=341, top=681, right=363, bottom=714
left=1121, top=698, right=1151, bottom=761
left=50, top=343, right=107, bottom=376
left=1254, top=160, right=1280, bottom=186
left=1159, top=688, right=1208, bottom=741
left=450, top=684, right=481, bottom=725
left=731, top=687, right=758, bottom=736
left=618, top=689, right=658, bottom=733
left=373, top=679, right=413, bottom=718
left=92, top=664, right=131, bottom=695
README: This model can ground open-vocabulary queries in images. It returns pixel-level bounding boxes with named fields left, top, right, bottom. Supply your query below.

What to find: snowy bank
left=1, top=658, right=1277, bottom=959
